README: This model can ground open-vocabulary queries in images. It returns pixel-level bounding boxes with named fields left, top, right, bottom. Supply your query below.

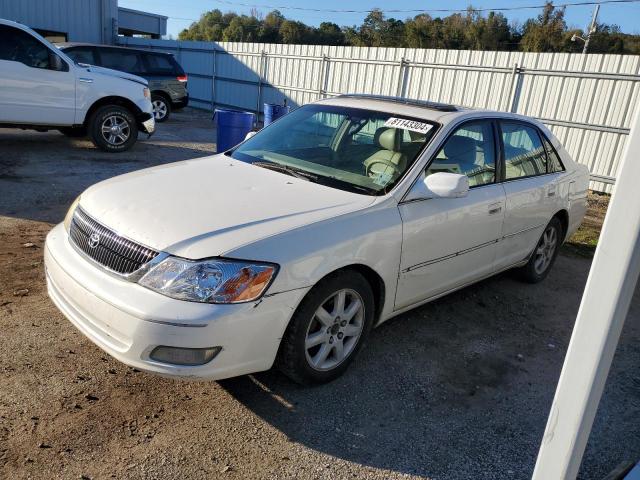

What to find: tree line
left=178, top=3, right=640, bottom=54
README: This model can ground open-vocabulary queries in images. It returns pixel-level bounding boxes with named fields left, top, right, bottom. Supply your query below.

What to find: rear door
left=0, top=24, right=75, bottom=125
left=495, top=120, right=563, bottom=270
left=395, top=119, right=506, bottom=309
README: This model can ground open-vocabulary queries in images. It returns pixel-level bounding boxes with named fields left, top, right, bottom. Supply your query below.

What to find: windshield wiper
left=251, top=161, right=318, bottom=182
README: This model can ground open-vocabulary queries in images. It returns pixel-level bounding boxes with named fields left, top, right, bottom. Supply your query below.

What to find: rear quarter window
left=145, top=53, right=180, bottom=75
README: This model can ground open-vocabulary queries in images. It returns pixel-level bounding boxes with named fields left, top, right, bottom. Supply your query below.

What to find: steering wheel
left=365, top=159, right=400, bottom=179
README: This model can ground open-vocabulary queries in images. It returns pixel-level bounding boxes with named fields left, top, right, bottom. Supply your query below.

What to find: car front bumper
left=44, top=223, right=308, bottom=380
left=139, top=113, right=155, bottom=135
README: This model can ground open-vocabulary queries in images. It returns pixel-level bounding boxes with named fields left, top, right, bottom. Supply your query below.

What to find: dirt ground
left=1, top=110, right=638, bottom=479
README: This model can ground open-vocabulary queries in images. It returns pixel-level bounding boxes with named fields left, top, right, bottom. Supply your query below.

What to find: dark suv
left=58, top=43, right=188, bottom=122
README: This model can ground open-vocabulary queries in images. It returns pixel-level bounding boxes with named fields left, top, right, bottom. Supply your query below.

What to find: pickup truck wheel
left=89, top=105, right=138, bottom=153
left=58, top=126, right=87, bottom=138
left=151, top=94, right=171, bottom=122
left=276, top=271, right=375, bottom=385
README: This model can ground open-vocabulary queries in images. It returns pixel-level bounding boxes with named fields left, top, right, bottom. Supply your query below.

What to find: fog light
left=149, top=346, right=221, bottom=366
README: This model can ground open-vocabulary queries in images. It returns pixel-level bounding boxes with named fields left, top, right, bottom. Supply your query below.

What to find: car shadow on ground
left=218, top=257, right=640, bottom=479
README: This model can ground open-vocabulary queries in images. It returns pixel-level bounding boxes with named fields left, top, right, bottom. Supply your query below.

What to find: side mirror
left=245, top=130, right=257, bottom=141
left=405, top=172, right=469, bottom=201
left=49, top=52, right=68, bottom=72
left=425, top=172, right=469, bottom=198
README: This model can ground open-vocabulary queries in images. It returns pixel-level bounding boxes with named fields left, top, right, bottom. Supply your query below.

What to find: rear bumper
left=172, top=94, right=189, bottom=109
left=44, top=223, right=308, bottom=380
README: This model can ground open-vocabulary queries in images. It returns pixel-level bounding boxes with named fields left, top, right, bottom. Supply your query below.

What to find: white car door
left=0, top=24, right=75, bottom=125
left=396, top=120, right=506, bottom=310
left=494, top=121, right=563, bottom=270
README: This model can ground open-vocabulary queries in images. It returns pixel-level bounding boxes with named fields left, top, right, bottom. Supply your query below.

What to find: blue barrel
left=213, top=109, right=255, bottom=153
left=263, top=103, right=290, bottom=127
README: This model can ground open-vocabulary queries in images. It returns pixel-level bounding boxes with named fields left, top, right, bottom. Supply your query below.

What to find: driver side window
left=426, top=120, right=496, bottom=187
left=0, top=25, right=52, bottom=69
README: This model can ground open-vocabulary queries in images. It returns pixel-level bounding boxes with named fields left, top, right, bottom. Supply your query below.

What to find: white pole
left=582, top=4, right=600, bottom=54
left=532, top=104, right=640, bottom=478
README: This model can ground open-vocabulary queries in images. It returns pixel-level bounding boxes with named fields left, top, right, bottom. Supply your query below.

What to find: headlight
left=63, top=195, right=81, bottom=232
left=143, top=87, right=150, bottom=98
left=138, top=257, right=277, bottom=304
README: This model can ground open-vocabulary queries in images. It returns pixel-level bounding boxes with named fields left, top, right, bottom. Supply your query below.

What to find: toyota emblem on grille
left=88, top=232, right=100, bottom=249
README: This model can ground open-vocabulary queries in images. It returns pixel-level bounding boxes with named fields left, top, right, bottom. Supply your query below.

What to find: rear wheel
left=89, top=105, right=138, bottom=153
left=277, top=271, right=375, bottom=385
left=518, top=217, right=563, bottom=283
left=152, top=94, right=171, bottom=122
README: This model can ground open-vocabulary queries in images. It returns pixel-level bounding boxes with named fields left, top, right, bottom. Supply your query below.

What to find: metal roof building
left=0, top=0, right=167, bottom=44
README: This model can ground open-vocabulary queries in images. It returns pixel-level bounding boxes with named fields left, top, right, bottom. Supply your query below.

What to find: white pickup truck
left=0, top=19, right=155, bottom=152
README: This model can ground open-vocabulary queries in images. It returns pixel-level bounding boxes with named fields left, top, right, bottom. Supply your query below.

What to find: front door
left=0, top=24, right=75, bottom=125
left=395, top=120, right=506, bottom=309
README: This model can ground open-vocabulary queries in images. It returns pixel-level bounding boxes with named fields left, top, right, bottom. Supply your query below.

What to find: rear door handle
left=547, top=185, right=557, bottom=197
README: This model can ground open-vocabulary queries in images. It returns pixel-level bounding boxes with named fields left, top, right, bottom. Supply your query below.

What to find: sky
left=119, top=0, right=640, bottom=38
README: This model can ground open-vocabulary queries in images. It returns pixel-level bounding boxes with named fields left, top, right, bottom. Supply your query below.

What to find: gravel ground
left=0, top=109, right=638, bottom=479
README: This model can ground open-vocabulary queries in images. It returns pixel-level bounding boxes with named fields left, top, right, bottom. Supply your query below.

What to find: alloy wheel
left=100, top=115, right=131, bottom=146
left=534, top=225, right=558, bottom=275
left=153, top=100, right=168, bottom=120
left=304, top=289, right=365, bottom=371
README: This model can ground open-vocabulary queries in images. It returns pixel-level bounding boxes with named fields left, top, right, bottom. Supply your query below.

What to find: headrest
left=444, top=136, right=477, bottom=161
left=374, top=127, right=398, bottom=152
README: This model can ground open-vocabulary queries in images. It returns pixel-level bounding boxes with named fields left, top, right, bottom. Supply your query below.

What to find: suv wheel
left=277, top=271, right=375, bottom=385
left=152, top=94, right=171, bottom=122
left=89, top=105, right=138, bottom=153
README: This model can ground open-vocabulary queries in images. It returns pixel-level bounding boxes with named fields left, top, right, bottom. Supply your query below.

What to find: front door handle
left=488, top=203, right=503, bottom=215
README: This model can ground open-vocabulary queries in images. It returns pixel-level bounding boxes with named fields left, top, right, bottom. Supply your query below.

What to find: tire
left=58, top=126, right=87, bottom=138
left=276, top=271, right=375, bottom=385
left=518, top=217, right=563, bottom=283
left=151, top=94, right=171, bottom=122
left=89, top=105, right=138, bottom=153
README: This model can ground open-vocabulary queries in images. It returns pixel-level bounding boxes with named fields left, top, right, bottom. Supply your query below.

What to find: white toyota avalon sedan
left=45, top=95, right=589, bottom=384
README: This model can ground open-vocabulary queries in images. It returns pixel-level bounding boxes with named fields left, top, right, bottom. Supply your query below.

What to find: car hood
left=80, top=155, right=375, bottom=259
left=80, top=64, right=148, bottom=86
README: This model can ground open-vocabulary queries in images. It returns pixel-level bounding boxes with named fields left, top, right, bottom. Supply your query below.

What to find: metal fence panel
left=118, top=37, right=640, bottom=193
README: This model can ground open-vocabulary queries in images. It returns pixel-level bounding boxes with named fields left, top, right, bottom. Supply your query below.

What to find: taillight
left=177, top=75, right=188, bottom=83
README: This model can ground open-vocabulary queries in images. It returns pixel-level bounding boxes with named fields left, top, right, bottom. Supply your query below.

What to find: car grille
left=69, top=207, right=159, bottom=275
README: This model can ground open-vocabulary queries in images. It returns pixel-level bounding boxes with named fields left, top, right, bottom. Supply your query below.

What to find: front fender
left=225, top=199, right=403, bottom=322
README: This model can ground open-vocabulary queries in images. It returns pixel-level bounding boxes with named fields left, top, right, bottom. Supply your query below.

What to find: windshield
left=230, top=104, right=439, bottom=195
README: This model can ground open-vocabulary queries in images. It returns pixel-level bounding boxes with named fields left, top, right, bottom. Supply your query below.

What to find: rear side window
left=0, top=25, right=51, bottom=69
left=542, top=137, right=565, bottom=173
left=98, top=48, right=145, bottom=74
left=501, top=122, right=547, bottom=180
left=64, top=47, right=96, bottom=65
left=145, top=53, right=177, bottom=74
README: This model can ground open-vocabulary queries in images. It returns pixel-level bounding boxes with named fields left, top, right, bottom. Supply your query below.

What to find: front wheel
left=277, top=271, right=375, bottom=385
left=518, top=217, right=563, bottom=283
left=89, top=105, right=138, bottom=153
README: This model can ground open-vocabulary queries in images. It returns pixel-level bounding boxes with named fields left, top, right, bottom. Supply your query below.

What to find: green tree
left=520, top=2, right=569, bottom=52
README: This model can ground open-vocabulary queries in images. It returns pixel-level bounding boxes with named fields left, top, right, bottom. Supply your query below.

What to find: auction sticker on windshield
left=384, top=117, right=433, bottom=134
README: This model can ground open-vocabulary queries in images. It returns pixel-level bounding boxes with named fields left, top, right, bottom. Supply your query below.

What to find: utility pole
left=582, top=4, right=600, bottom=54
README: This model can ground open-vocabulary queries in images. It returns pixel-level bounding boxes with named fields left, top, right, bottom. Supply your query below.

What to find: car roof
left=56, top=42, right=173, bottom=56
left=316, top=95, right=547, bottom=127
